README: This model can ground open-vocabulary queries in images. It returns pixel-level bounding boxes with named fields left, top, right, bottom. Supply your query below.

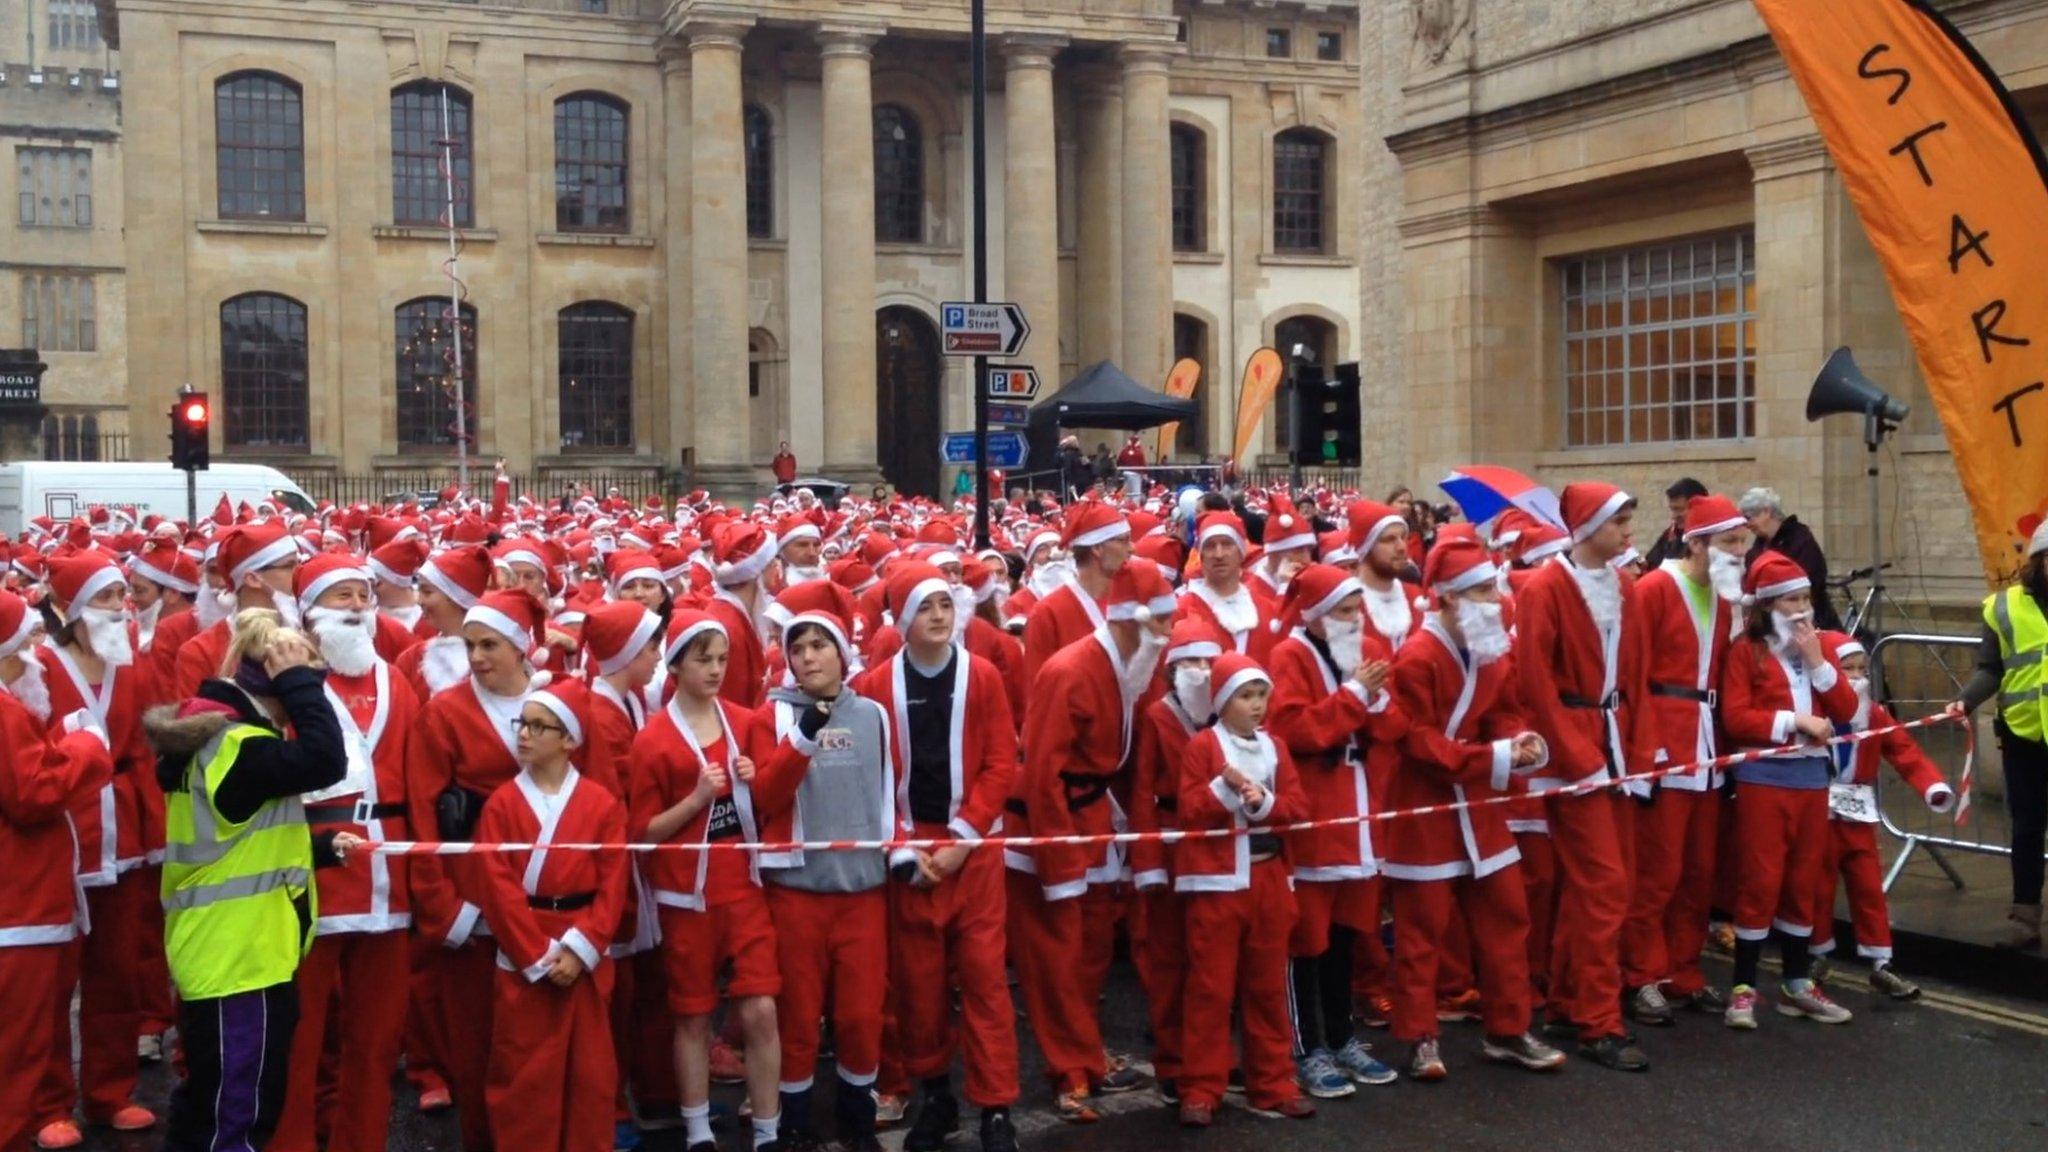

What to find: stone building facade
left=1360, top=0, right=2028, bottom=610
left=102, top=0, right=1362, bottom=496
left=0, top=0, right=127, bottom=459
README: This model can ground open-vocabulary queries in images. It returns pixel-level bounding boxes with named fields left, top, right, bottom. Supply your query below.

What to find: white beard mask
left=783, top=565, right=825, bottom=587
left=308, top=607, right=379, bottom=677
left=420, top=634, right=471, bottom=694
left=1849, top=676, right=1873, bottom=730
left=950, top=584, right=974, bottom=643
left=1321, top=616, right=1364, bottom=677
left=384, top=602, right=423, bottom=629
left=1455, top=598, right=1512, bottom=665
left=1709, top=550, right=1747, bottom=603
left=268, top=588, right=304, bottom=630
left=1030, top=557, right=1075, bottom=598
left=136, top=600, right=164, bottom=649
left=1123, top=629, right=1168, bottom=699
left=195, top=586, right=237, bottom=629
left=1771, top=608, right=1815, bottom=653
left=1172, top=665, right=1211, bottom=723
left=6, top=655, right=50, bottom=723
left=80, top=607, right=134, bottom=667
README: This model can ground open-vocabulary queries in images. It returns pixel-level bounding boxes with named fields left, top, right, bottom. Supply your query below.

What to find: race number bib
left=1828, top=782, right=1881, bottom=824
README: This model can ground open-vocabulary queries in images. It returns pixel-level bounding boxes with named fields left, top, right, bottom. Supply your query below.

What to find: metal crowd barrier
left=1870, top=631, right=2043, bottom=892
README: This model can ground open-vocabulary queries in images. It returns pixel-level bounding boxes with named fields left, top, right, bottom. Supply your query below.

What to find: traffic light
left=1290, top=362, right=1362, bottom=467
left=170, top=388, right=210, bottom=471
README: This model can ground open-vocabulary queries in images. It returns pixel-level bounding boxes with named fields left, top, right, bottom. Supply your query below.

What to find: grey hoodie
left=761, top=684, right=894, bottom=894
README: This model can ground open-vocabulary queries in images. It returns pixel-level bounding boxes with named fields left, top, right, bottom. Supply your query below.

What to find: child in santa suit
left=1810, top=634, right=1956, bottom=999
left=703, top=522, right=780, bottom=709
left=474, top=684, right=630, bottom=1152
left=1717, top=551, right=1861, bottom=1029
left=628, top=611, right=784, bottom=1152
left=1265, top=563, right=1403, bottom=1096
left=1173, top=653, right=1312, bottom=1126
left=1382, top=537, right=1565, bottom=1080
left=1128, top=619, right=1227, bottom=1103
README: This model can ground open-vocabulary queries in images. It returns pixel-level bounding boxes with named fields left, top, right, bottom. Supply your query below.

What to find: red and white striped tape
left=362, top=713, right=1969, bottom=857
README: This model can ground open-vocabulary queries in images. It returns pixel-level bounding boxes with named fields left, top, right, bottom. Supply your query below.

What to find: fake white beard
left=308, top=607, right=378, bottom=677
left=1122, top=630, right=1168, bottom=699
left=420, top=634, right=471, bottom=694
left=6, top=655, right=50, bottom=723
left=136, top=600, right=164, bottom=649
left=1709, top=550, right=1747, bottom=604
left=1572, top=561, right=1622, bottom=633
left=384, top=602, right=423, bottom=629
left=1196, top=581, right=1260, bottom=637
left=1770, top=608, right=1816, bottom=655
left=268, top=588, right=304, bottom=630
left=195, top=586, right=237, bottom=629
left=1849, top=677, right=1873, bottom=731
left=80, top=607, right=133, bottom=667
left=1321, top=616, right=1364, bottom=677
left=1172, top=666, right=1211, bottom=722
left=783, top=564, right=826, bottom=587
left=1029, top=558, right=1075, bottom=598
left=1362, top=582, right=1413, bottom=644
left=1457, top=599, right=1513, bottom=665
left=949, top=585, right=974, bottom=643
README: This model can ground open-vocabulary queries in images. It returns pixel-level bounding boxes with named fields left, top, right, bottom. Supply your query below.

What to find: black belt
left=305, top=800, right=406, bottom=825
left=1059, top=772, right=1112, bottom=812
left=1561, top=691, right=1622, bottom=711
left=1247, top=833, right=1282, bottom=856
left=1004, top=798, right=1028, bottom=818
left=1650, top=683, right=1716, bottom=706
left=527, top=892, right=595, bottom=912
left=1153, top=794, right=1178, bottom=814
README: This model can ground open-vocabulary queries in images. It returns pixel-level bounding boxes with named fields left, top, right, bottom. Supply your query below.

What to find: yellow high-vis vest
left=1985, top=585, right=2048, bottom=744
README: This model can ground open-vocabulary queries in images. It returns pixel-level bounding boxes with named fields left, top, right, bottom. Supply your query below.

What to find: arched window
left=1273, top=128, right=1331, bottom=254
left=873, top=104, right=923, bottom=244
left=1272, top=314, right=1336, bottom=453
left=1170, top=123, right=1205, bottom=253
left=558, top=303, right=634, bottom=453
left=554, top=93, right=629, bottom=232
left=215, top=72, right=305, bottom=221
left=392, top=83, right=473, bottom=227
left=220, top=293, right=310, bottom=449
left=744, top=103, right=773, bottom=239
left=1172, top=312, right=1209, bottom=458
left=395, top=298, right=478, bottom=450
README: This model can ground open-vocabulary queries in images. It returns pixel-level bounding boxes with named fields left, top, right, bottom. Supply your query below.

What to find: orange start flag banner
left=1755, top=0, right=2048, bottom=583
left=1232, top=347, right=1285, bottom=466
left=1154, top=357, right=1202, bottom=461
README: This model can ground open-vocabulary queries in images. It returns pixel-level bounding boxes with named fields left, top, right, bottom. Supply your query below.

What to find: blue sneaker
left=1334, top=1037, right=1399, bottom=1085
left=613, top=1119, right=642, bottom=1151
left=1296, top=1049, right=1356, bottom=1099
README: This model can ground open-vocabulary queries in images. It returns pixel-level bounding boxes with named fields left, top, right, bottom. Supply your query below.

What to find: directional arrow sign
left=987, top=401, right=1032, bottom=428
left=941, top=431, right=1029, bottom=469
left=940, top=301, right=1030, bottom=358
left=984, top=364, right=1041, bottom=400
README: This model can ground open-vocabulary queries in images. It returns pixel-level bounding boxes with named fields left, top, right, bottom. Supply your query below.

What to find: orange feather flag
left=1231, top=347, right=1285, bottom=466
left=1153, top=358, right=1202, bottom=461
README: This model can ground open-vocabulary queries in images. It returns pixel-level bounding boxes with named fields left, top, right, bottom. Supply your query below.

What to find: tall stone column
left=1003, top=35, right=1065, bottom=380
left=818, top=27, right=882, bottom=483
left=1120, top=45, right=1174, bottom=391
left=1075, top=70, right=1122, bottom=370
left=687, top=22, right=755, bottom=493
left=659, top=46, right=692, bottom=466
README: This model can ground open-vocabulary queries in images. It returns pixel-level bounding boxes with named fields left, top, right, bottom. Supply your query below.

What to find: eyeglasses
left=510, top=718, right=566, bottom=738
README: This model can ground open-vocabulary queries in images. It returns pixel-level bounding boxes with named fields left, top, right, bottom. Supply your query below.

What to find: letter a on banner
left=1755, top=0, right=2048, bottom=582
left=1232, top=347, right=1285, bottom=466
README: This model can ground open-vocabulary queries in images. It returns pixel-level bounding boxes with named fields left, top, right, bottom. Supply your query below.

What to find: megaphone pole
left=1865, top=410, right=1885, bottom=650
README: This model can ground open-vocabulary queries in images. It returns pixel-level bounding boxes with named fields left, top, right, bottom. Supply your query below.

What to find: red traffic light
left=181, top=400, right=208, bottom=425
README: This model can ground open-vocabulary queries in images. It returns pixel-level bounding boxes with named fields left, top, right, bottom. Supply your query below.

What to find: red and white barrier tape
left=363, top=713, right=1969, bottom=857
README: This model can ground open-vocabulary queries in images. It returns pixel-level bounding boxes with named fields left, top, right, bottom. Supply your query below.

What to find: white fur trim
left=663, top=618, right=727, bottom=667
left=1069, top=519, right=1131, bottom=549
left=899, top=577, right=951, bottom=627
left=130, top=556, right=199, bottom=595
left=464, top=605, right=533, bottom=654
left=298, top=566, right=372, bottom=610
left=1753, top=575, right=1810, bottom=600
left=0, top=607, right=39, bottom=657
left=1433, top=560, right=1499, bottom=595
left=228, top=535, right=299, bottom=585
left=1166, top=638, right=1223, bottom=664
left=715, top=532, right=779, bottom=586
left=597, top=610, right=662, bottom=677
left=1302, top=576, right=1364, bottom=624
left=420, top=560, right=482, bottom=610
left=62, top=565, right=125, bottom=618
left=1569, top=489, right=1634, bottom=543
left=365, top=557, right=413, bottom=588
left=1108, top=593, right=1178, bottom=622
left=1359, top=514, right=1405, bottom=554
left=783, top=611, right=851, bottom=659
left=1683, top=514, right=1747, bottom=541
left=1210, top=668, right=1271, bottom=716
left=525, top=690, right=584, bottom=746
left=608, top=565, right=663, bottom=593
left=1196, top=521, right=1246, bottom=550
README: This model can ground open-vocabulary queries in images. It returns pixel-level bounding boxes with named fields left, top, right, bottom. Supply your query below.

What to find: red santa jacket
left=1382, top=619, right=1533, bottom=881
left=407, top=677, right=529, bottom=945
left=1512, top=556, right=1656, bottom=788
left=1633, top=564, right=1732, bottom=790
left=1013, top=630, right=1137, bottom=899
left=705, top=589, right=770, bottom=710
left=0, top=689, right=112, bottom=946
left=863, top=619, right=1027, bottom=727
left=585, top=677, right=658, bottom=957
left=1177, top=579, right=1279, bottom=662
left=1834, top=701, right=1947, bottom=807
left=1719, top=635, right=1859, bottom=757
left=626, top=696, right=768, bottom=912
left=1021, top=580, right=1106, bottom=685
left=1267, top=627, right=1402, bottom=881
left=305, top=663, right=415, bottom=936
left=852, top=644, right=1019, bottom=845
left=40, top=642, right=150, bottom=885
left=1129, top=691, right=1200, bottom=888
left=474, top=768, right=629, bottom=981
left=144, top=606, right=200, bottom=708
left=1173, top=724, right=1309, bottom=893
left=174, top=617, right=235, bottom=700
left=373, top=612, right=424, bottom=665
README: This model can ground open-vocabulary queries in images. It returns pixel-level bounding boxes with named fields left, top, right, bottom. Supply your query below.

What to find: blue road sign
left=988, top=401, right=1031, bottom=427
left=941, top=431, right=1028, bottom=468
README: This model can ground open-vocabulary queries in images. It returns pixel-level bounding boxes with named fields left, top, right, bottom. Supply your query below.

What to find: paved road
left=81, top=955, right=2048, bottom=1152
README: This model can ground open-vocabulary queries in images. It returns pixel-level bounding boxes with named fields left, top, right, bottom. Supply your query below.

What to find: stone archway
left=875, top=305, right=943, bottom=497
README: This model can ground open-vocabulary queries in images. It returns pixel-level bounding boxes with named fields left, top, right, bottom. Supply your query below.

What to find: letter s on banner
left=1754, top=0, right=2048, bottom=583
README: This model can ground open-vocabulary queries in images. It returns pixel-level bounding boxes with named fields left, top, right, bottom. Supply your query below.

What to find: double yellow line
left=1732, top=953, right=2048, bottom=1036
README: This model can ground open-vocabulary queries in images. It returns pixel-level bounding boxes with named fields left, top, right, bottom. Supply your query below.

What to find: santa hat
left=1062, top=501, right=1130, bottom=550
left=1195, top=512, right=1247, bottom=552
left=1105, top=561, right=1177, bottom=623
left=885, top=561, right=953, bottom=627
left=777, top=515, right=822, bottom=547
left=916, top=520, right=961, bottom=548
left=1560, top=482, right=1634, bottom=544
left=1262, top=512, right=1315, bottom=554
left=367, top=538, right=427, bottom=589
left=524, top=682, right=587, bottom=747
left=130, top=541, right=200, bottom=596
left=1825, top=631, right=1865, bottom=663
left=605, top=549, right=664, bottom=596
left=464, top=589, right=548, bottom=657
left=828, top=557, right=878, bottom=595
left=294, top=554, right=372, bottom=611
left=1165, top=618, right=1228, bottom=665
left=663, top=607, right=727, bottom=667
left=420, top=545, right=493, bottom=611
left=46, top=551, right=125, bottom=619
left=1346, top=500, right=1405, bottom=553
left=713, top=522, right=779, bottom=587
left=779, top=597, right=854, bottom=662
left=493, top=537, right=551, bottom=580
left=0, top=590, right=39, bottom=657
left=1516, top=523, right=1571, bottom=565
left=1317, top=531, right=1358, bottom=567
left=1208, top=651, right=1271, bottom=717
left=218, top=521, right=298, bottom=586
left=1423, top=536, right=1499, bottom=594
left=1682, top=494, right=1747, bottom=541
left=1744, top=549, right=1810, bottom=603
left=1283, top=563, right=1363, bottom=626
left=582, top=600, right=662, bottom=676
left=1021, top=527, right=1062, bottom=565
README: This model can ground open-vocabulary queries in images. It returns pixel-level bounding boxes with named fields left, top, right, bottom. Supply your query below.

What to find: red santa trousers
left=1621, top=789, right=1720, bottom=996
left=768, top=886, right=887, bottom=1091
left=1438, top=913, right=1477, bottom=996
left=1389, top=871, right=1533, bottom=1043
left=657, top=894, right=781, bottom=1018
left=485, top=963, right=617, bottom=1152
left=1179, top=858, right=1299, bottom=1111
left=1004, top=872, right=1114, bottom=1089
left=1514, top=831, right=1556, bottom=1011
left=1730, top=782, right=1828, bottom=943
left=436, top=938, right=500, bottom=1151
left=0, top=944, right=65, bottom=1152
left=1543, top=789, right=1635, bottom=1041
left=404, top=933, right=450, bottom=1098
left=611, top=953, right=679, bottom=1119
left=1812, top=822, right=1893, bottom=961
left=1133, top=886, right=1186, bottom=1083
left=38, top=877, right=146, bottom=1125
left=271, top=931, right=409, bottom=1152
left=890, top=842, right=1018, bottom=1107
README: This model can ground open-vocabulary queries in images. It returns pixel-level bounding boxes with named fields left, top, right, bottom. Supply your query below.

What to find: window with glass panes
left=20, top=273, right=95, bottom=352
left=1272, top=129, right=1328, bottom=254
left=558, top=303, right=634, bottom=452
left=873, top=105, right=923, bottom=244
left=744, top=104, right=773, bottom=239
left=1170, top=124, right=1204, bottom=252
left=49, top=1, right=102, bottom=50
left=17, top=148, right=92, bottom=228
left=1560, top=231, right=1757, bottom=447
left=219, top=294, right=310, bottom=449
left=215, top=73, right=306, bottom=221
left=553, top=95, right=629, bottom=232
left=392, top=84, right=473, bottom=227
left=395, top=299, right=479, bottom=449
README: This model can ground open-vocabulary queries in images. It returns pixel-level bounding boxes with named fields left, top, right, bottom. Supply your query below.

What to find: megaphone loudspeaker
left=1807, top=346, right=1911, bottom=425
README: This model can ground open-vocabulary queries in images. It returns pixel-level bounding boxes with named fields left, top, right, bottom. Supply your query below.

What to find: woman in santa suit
left=395, top=544, right=496, bottom=706
left=475, top=685, right=630, bottom=1152
left=405, top=587, right=556, bottom=1152
left=269, top=557, right=419, bottom=1152
left=34, top=550, right=158, bottom=1144
left=1716, top=551, right=1861, bottom=1030
left=0, top=589, right=114, bottom=1152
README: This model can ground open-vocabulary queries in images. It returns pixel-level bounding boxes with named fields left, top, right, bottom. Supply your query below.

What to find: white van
left=0, top=462, right=316, bottom=536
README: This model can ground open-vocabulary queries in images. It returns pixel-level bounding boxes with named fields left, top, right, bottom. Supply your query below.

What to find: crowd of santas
left=0, top=475, right=1963, bottom=1152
